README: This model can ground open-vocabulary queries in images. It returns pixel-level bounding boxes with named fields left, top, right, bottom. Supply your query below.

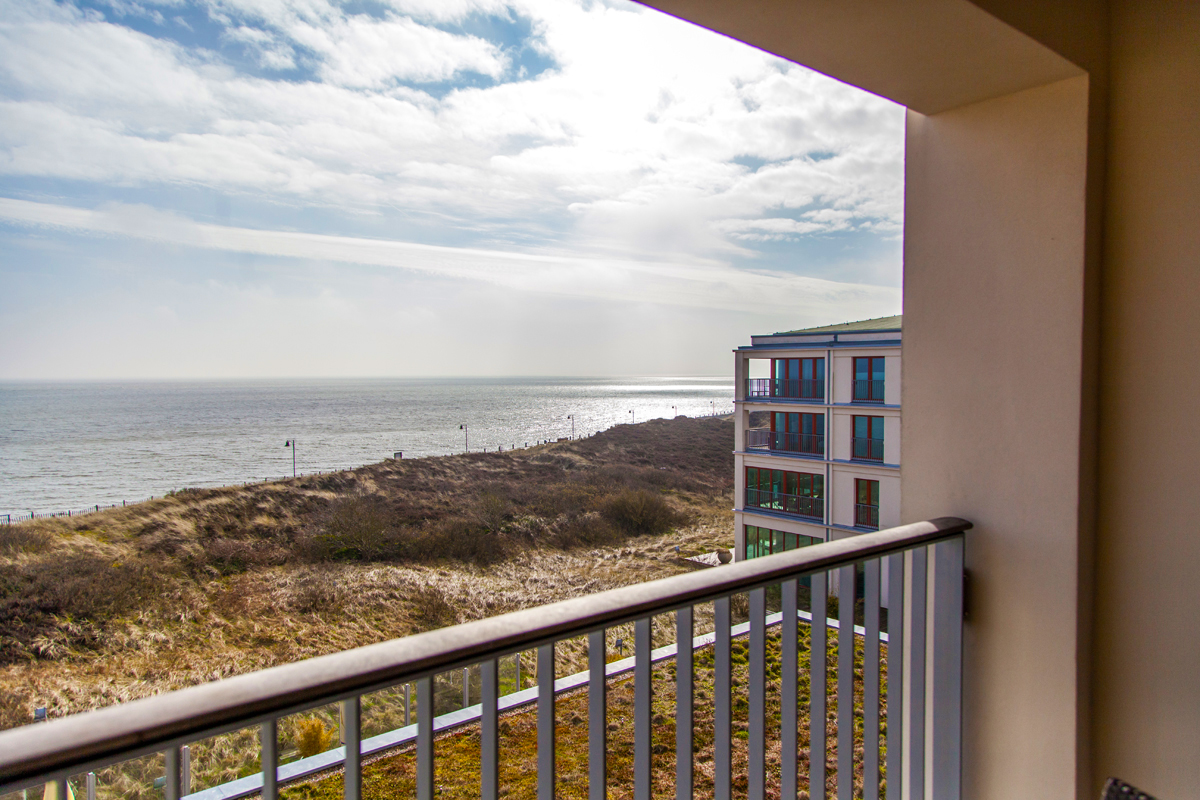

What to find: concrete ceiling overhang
left=634, top=0, right=1085, bottom=114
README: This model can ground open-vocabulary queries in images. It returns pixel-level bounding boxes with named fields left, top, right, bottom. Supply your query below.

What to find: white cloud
left=381, top=0, right=511, bottom=23
left=224, top=24, right=297, bottom=69
left=202, top=0, right=509, bottom=84
left=0, top=0, right=904, bottom=268
left=719, top=218, right=828, bottom=240
left=0, top=197, right=901, bottom=318
left=317, top=16, right=507, bottom=87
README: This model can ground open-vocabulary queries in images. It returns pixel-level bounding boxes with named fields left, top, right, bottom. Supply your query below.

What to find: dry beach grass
left=0, top=417, right=743, bottom=797
left=0, top=415, right=890, bottom=800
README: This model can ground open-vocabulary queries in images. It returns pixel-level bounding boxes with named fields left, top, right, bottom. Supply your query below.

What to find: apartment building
left=732, top=316, right=902, bottom=561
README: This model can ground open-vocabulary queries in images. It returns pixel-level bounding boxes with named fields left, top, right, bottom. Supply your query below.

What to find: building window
left=744, top=525, right=822, bottom=560
left=855, top=479, right=880, bottom=529
left=770, top=411, right=824, bottom=455
left=852, top=415, right=885, bottom=461
left=745, top=467, right=824, bottom=519
left=769, top=357, right=825, bottom=399
left=853, top=356, right=885, bottom=403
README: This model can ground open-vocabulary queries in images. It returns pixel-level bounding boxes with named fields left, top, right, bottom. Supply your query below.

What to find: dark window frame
left=769, top=411, right=825, bottom=454
left=852, top=415, right=885, bottom=461
left=854, top=478, right=880, bottom=529
left=743, top=524, right=822, bottom=559
left=852, top=355, right=886, bottom=403
left=769, top=357, right=825, bottom=399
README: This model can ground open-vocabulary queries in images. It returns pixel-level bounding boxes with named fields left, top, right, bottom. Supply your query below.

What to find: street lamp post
left=284, top=439, right=296, bottom=477
left=628, top=409, right=635, bottom=425
left=672, top=405, right=677, bottom=418
left=567, top=414, right=574, bottom=440
left=460, top=424, right=469, bottom=453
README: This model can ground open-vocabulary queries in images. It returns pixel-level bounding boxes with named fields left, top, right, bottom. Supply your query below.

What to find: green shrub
left=0, top=553, right=173, bottom=662
left=601, top=490, right=680, bottom=536
left=9, top=554, right=165, bottom=619
left=194, top=538, right=283, bottom=576
left=285, top=569, right=344, bottom=614
left=304, top=495, right=395, bottom=561
left=473, top=491, right=510, bottom=533
left=294, top=717, right=337, bottom=758
left=548, top=512, right=622, bottom=550
left=0, top=526, right=53, bottom=556
left=408, top=584, right=457, bottom=630
left=415, top=520, right=510, bottom=566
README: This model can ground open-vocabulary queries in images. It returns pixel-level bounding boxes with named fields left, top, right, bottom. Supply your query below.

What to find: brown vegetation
left=0, top=416, right=734, bottom=737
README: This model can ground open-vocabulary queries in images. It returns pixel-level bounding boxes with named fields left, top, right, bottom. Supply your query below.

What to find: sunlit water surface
left=0, top=377, right=733, bottom=515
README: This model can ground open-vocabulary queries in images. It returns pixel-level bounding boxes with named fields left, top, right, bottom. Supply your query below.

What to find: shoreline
left=2, top=412, right=736, bottom=523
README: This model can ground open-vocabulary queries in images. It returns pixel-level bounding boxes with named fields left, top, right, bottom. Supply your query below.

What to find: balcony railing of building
left=852, top=436, right=885, bottom=462
left=746, top=428, right=825, bottom=456
left=745, top=378, right=825, bottom=401
left=0, top=518, right=970, bottom=800
left=745, top=488, right=825, bottom=521
left=856, top=504, right=881, bottom=530
left=853, top=380, right=885, bottom=403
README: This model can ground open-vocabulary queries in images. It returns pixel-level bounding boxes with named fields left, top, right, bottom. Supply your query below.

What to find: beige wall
left=739, top=510, right=826, bottom=540
left=831, top=412, right=851, bottom=461
left=740, top=452, right=823, bottom=475
left=1091, top=1, right=1200, bottom=796
left=902, top=76, right=1092, bottom=799
left=884, top=354, right=902, bottom=405
left=832, top=354, right=853, bottom=404
left=884, top=414, right=901, bottom=465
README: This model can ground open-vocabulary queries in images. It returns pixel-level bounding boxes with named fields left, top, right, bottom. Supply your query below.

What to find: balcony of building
left=852, top=379, right=885, bottom=404
left=745, top=487, right=825, bottom=521
left=851, top=436, right=884, bottom=463
left=744, top=378, right=825, bottom=402
left=745, top=427, right=825, bottom=457
left=742, top=525, right=823, bottom=560
left=855, top=503, right=881, bottom=530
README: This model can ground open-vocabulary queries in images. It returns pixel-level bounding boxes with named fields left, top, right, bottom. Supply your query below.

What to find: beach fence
left=3, top=502, right=142, bottom=526
left=0, top=470, right=350, bottom=524
left=697, top=407, right=735, bottom=418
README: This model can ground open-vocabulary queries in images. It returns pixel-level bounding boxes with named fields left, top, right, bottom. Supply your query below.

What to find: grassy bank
left=0, top=416, right=735, bottom=735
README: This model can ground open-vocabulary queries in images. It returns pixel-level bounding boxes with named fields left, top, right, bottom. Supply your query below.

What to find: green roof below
left=777, top=315, right=903, bottom=335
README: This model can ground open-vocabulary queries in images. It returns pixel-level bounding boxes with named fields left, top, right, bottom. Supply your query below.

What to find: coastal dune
left=0, top=415, right=735, bottom=731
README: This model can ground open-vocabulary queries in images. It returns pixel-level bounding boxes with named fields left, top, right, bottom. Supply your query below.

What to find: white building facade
left=732, top=316, right=902, bottom=561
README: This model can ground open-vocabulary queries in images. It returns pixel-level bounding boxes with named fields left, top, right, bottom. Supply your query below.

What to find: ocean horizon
left=0, top=376, right=734, bottom=516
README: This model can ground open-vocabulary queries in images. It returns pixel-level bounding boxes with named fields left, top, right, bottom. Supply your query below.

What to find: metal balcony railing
left=745, top=488, right=825, bottom=520
left=745, top=378, right=824, bottom=401
left=856, top=504, right=881, bottom=530
left=852, top=436, right=885, bottom=462
left=853, top=379, right=886, bottom=403
left=746, top=428, right=825, bottom=456
left=0, top=518, right=970, bottom=800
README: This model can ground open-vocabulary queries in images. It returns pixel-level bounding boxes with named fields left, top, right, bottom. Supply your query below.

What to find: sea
left=0, top=377, right=734, bottom=517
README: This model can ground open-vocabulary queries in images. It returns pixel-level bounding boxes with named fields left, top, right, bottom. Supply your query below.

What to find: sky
left=0, top=0, right=906, bottom=379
